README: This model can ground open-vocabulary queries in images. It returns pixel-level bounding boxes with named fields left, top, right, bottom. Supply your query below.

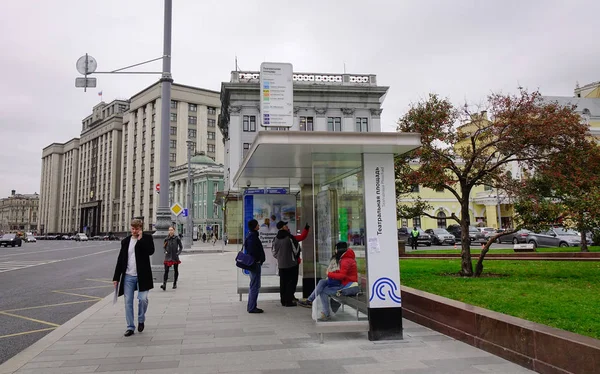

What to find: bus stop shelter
left=233, top=131, right=421, bottom=340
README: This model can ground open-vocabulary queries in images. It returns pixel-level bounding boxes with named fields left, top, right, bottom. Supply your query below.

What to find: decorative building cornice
left=315, top=107, right=327, bottom=117
left=228, top=106, right=242, bottom=114
left=341, top=108, right=355, bottom=117
left=370, top=108, right=383, bottom=118
left=293, top=106, right=301, bottom=114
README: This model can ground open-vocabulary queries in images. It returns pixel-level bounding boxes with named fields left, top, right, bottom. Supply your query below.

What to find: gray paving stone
left=59, top=356, right=142, bottom=368
left=180, top=345, right=252, bottom=355
left=95, top=360, right=179, bottom=372
left=15, top=365, right=99, bottom=374
left=114, top=338, right=182, bottom=347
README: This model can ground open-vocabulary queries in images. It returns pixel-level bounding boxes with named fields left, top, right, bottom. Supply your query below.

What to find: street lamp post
left=183, top=140, right=194, bottom=249
left=151, top=0, right=174, bottom=280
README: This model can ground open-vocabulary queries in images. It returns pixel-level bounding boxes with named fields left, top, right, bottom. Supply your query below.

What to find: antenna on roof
left=235, top=56, right=239, bottom=72
left=344, top=62, right=346, bottom=74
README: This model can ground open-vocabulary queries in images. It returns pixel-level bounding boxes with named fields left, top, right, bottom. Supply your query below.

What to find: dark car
left=425, top=228, right=456, bottom=245
left=397, top=227, right=410, bottom=241
left=407, top=228, right=432, bottom=247
left=446, top=225, right=462, bottom=242
left=0, top=234, right=23, bottom=247
left=495, top=229, right=531, bottom=244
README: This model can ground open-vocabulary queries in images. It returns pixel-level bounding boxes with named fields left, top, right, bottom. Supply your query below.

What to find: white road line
left=0, top=243, right=115, bottom=258
left=0, top=248, right=118, bottom=273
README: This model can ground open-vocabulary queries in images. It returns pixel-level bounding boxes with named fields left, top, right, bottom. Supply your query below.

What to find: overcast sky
left=1, top=0, right=599, bottom=197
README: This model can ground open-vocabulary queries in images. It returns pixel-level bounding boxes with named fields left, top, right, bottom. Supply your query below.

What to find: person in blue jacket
left=245, top=219, right=266, bottom=313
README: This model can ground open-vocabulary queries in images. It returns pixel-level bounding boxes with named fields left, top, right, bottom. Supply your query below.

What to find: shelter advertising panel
left=362, top=153, right=402, bottom=308
left=243, top=191, right=296, bottom=275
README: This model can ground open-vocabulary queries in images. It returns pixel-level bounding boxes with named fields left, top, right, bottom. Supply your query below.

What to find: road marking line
left=0, top=327, right=56, bottom=339
left=0, top=243, right=110, bottom=258
left=55, top=285, right=114, bottom=291
left=0, top=248, right=117, bottom=273
left=1, top=300, right=97, bottom=313
left=51, top=291, right=103, bottom=300
left=0, top=311, right=60, bottom=327
left=86, top=278, right=114, bottom=284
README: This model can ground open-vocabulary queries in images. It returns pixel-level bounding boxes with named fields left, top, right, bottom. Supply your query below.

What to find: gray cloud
left=1, top=0, right=599, bottom=196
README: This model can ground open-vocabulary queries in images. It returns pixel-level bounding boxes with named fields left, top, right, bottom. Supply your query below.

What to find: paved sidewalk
left=0, top=251, right=533, bottom=374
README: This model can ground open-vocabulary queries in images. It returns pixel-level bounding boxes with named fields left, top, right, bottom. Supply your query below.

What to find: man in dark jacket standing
left=272, top=221, right=310, bottom=307
left=246, top=219, right=265, bottom=313
left=113, top=218, right=155, bottom=336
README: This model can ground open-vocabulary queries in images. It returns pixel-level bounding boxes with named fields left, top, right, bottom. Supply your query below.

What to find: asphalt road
left=0, top=239, right=120, bottom=365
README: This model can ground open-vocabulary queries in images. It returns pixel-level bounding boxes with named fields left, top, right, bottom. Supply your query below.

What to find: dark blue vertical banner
left=243, top=194, right=254, bottom=242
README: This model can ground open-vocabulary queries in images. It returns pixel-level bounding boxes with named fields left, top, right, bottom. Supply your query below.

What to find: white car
left=75, top=233, right=89, bottom=241
left=25, top=235, right=36, bottom=243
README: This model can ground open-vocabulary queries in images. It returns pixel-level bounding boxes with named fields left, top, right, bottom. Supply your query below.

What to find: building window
left=189, top=103, right=197, bottom=112
left=327, top=117, right=342, bottom=132
left=188, top=142, right=196, bottom=152
left=170, top=113, right=177, bottom=122
left=412, top=216, right=421, bottom=228
left=300, top=117, right=314, bottom=131
left=171, top=100, right=178, bottom=109
left=207, top=107, right=216, bottom=115
left=243, top=116, right=256, bottom=132
left=484, top=185, right=493, bottom=191
left=356, top=117, right=368, bottom=132
left=169, top=140, right=177, bottom=149
left=243, top=143, right=250, bottom=158
left=170, top=126, right=177, bottom=135
left=207, top=144, right=215, bottom=153
left=188, top=116, right=197, bottom=125
left=207, top=119, right=216, bottom=127
left=188, top=129, right=196, bottom=138
left=410, top=184, right=420, bottom=193
left=169, top=153, right=176, bottom=162
left=437, top=211, right=447, bottom=229
left=207, top=131, right=215, bottom=140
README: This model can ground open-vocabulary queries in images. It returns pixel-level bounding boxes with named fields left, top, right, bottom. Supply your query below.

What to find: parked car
left=25, top=234, right=37, bottom=243
left=74, top=233, right=89, bottom=241
left=446, top=225, right=462, bottom=242
left=527, top=227, right=591, bottom=248
left=407, top=228, right=432, bottom=247
left=478, top=227, right=497, bottom=239
left=397, top=227, right=410, bottom=242
left=425, top=228, right=456, bottom=245
left=468, top=226, right=486, bottom=243
left=0, top=234, right=23, bottom=247
left=495, top=229, right=531, bottom=244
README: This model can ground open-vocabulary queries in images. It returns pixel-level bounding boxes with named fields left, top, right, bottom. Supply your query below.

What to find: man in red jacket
left=317, top=241, right=357, bottom=321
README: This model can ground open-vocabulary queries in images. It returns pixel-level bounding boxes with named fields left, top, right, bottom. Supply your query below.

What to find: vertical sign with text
left=260, top=62, right=293, bottom=128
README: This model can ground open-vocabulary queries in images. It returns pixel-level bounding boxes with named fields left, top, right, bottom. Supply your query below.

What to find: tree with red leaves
left=395, top=89, right=589, bottom=277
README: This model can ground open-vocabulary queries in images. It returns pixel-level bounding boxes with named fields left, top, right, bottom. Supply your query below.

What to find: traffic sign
left=75, top=77, right=97, bottom=88
left=156, top=183, right=160, bottom=192
left=170, top=203, right=183, bottom=216
left=182, top=208, right=188, bottom=217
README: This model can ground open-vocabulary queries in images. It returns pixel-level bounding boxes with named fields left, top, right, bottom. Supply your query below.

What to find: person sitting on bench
left=297, top=252, right=340, bottom=309
left=300, top=241, right=357, bottom=321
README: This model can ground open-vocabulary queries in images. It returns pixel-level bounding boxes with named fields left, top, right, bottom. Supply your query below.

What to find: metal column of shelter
left=232, top=131, right=421, bottom=341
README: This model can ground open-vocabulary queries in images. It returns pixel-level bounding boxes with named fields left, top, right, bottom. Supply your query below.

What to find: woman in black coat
left=161, top=226, right=183, bottom=290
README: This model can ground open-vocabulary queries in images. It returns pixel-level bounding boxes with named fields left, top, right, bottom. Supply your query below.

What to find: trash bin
left=398, top=240, right=406, bottom=256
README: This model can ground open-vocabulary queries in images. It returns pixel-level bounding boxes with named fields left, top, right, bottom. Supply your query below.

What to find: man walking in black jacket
left=113, top=219, right=155, bottom=336
left=245, top=219, right=265, bottom=313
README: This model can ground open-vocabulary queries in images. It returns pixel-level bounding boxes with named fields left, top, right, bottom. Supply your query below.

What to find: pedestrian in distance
left=410, top=227, right=420, bottom=250
left=213, top=232, right=218, bottom=246
left=245, top=219, right=266, bottom=313
left=202, top=232, right=207, bottom=243
left=223, top=232, right=228, bottom=246
left=271, top=221, right=310, bottom=307
left=112, top=218, right=155, bottom=337
left=161, top=226, right=182, bottom=291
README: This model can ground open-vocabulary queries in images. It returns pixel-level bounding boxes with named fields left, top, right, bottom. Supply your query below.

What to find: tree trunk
left=474, top=239, right=492, bottom=277
left=580, top=231, right=589, bottom=252
left=459, top=200, right=473, bottom=277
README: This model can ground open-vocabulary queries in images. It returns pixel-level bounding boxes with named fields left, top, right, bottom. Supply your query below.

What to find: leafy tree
left=395, top=89, right=589, bottom=276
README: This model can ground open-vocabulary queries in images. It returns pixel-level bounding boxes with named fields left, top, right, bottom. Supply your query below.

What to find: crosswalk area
left=0, top=260, right=57, bottom=273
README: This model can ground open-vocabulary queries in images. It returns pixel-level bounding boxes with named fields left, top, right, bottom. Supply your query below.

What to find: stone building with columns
left=169, top=152, right=224, bottom=239
left=218, top=69, right=388, bottom=243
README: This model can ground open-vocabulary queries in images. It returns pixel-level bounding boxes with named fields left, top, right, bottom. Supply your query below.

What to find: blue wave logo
left=369, top=277, right=402, bottom=304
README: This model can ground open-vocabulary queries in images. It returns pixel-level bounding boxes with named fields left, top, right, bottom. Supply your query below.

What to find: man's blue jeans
left=319, top=285, right=343, bottom=316
left=247, top=264, right=261, bottom=312
left=123, top=274, right=149, bottom=331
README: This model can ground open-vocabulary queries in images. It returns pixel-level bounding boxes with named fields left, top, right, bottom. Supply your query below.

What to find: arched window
left=437, top=211, right=447, bottom=228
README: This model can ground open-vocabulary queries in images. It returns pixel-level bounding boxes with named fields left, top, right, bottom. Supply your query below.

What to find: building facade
left=117, top=83, right=221, bottom=232
left=39, top=138, right=80, bottom=234
left=38, top=82, right=221, bottom=236
left=169, top=152, right=225, bottom=239
left=218, top=70, right=388, bottom=243
left=0, top=190, right=39, bottom=233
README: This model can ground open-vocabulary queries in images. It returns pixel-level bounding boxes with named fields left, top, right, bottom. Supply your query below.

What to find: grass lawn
left=399, top=259, right=600, bottom=339
left=410, top=246, right=600, bottom=255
